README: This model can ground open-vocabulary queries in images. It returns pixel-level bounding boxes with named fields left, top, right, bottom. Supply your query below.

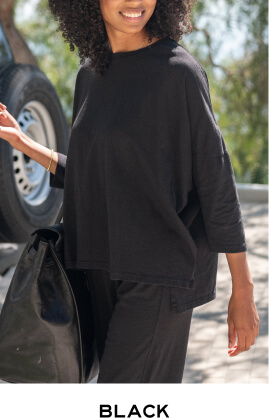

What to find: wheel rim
left=12, top=101, right=57, bottom=206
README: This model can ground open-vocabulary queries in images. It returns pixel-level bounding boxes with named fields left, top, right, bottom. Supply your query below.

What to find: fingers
left=245, top=335, right=252, bottom=351
left=0, top=126, right=21, bottom=145
left=228, top=344, right=238, bottom=356
left=256, top=320, right=260, bottom=337
left=228, top=333, right=246, bottom=356
left=228, top=321, right=236, bottom=348
left=0, top=104, right=7, bottom=118
left=0, top=125, right=13, bottom=134
left=0, top=126, right=10, bottom=132
left=228, top=329, right=258, bottom=357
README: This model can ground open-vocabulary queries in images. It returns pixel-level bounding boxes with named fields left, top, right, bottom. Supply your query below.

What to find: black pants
left=84, top=269, right=193, bottom=383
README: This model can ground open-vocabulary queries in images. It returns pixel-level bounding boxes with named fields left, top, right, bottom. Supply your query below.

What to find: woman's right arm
left=0, top=102, right=66, bottom=188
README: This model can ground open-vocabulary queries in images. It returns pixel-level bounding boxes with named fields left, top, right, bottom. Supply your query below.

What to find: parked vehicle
left=0, top=21, right=68, bottom=273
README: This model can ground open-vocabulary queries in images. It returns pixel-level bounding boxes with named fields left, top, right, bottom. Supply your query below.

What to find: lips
left=119, top=10, right=145, bottom=23
left=119, top=9, right=145, bottom=15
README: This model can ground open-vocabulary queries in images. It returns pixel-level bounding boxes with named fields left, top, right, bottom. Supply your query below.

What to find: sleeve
left=49, top=152, right=67, bottom=189
left=49, top=66, right=82, bottom=190
left=185, top=64, right=247, bottom=253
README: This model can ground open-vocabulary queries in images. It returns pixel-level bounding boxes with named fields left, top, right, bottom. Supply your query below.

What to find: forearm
left=18, top=131, right=59, bottom=175
left=225, top=252, right=254, bottom=292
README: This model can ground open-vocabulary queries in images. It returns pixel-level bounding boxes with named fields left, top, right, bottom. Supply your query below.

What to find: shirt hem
left=170, top=291, right=217, bottom=314
left=209, top=243, right=247, bottom=253
left=64, top=259, right=195, bottom=289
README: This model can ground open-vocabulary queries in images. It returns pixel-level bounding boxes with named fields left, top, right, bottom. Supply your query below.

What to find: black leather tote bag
left=0, top=204, right=99, bottom=383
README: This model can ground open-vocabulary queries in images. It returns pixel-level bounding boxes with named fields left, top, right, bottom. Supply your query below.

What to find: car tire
left=0, top=63, right=68, bottom=243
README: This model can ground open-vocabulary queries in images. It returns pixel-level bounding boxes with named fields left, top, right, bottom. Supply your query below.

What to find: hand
left=0, top=102, right=21, bottom=130
left=0, top=102, right=22, bottom=146
left=227, top=286, right=259, bottom=357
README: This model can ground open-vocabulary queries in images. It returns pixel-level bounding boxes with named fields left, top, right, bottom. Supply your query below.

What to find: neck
left=107, top=31, right=151, bottom=54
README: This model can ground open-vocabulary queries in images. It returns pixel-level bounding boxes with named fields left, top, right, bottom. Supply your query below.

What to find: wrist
left=7, top=129, right=24, bottom=148
left=17, top=131, right=34, bottom=149
left=232, top=280, right=254, bottom=295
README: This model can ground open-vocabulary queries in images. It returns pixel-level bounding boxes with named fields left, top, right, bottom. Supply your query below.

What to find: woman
left=0, top=0, right=259, bottom=383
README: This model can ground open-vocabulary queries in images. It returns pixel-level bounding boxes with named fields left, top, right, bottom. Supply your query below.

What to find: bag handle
left=55, top=202, right=63, bottom=224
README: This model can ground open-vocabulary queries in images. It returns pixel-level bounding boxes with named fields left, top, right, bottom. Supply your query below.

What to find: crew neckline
left=112, top=36, right=170, bottom=58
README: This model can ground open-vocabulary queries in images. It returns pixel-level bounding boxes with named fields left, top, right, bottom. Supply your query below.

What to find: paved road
left=0, top=202, right=267, bottom=384
left=182, top=202, right=268, bottom=383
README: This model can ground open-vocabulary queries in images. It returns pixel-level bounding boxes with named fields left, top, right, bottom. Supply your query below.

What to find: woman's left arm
left=225, top=252, right=259, bottom=357
left=184, top=64, right=259, bottom=356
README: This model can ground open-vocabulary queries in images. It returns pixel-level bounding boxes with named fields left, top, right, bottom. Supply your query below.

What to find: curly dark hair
left=48, top=0, right=196, bottom=76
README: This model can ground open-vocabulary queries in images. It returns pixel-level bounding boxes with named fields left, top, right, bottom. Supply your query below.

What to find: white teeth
left=122, top=11, right=142, bottom=18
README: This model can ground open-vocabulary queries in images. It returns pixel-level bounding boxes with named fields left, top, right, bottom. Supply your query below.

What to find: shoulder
left=159, top=38, right=209, bottom=88
left=74, top=57, right=96, bottom=82
left=73, top=58, right=96, bottom=93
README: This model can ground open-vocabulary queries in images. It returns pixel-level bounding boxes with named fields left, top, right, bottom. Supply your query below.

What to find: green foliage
left=181, top=0, right=268, bottom=184
left=216, top=52, right=268, bottom=184
left=15, top=0, right=268, bottom=183
left=15, top=0, right=80, bottom=123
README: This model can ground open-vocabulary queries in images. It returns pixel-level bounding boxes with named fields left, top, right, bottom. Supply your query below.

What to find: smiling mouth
left=119, top=10, right=145, bottom=18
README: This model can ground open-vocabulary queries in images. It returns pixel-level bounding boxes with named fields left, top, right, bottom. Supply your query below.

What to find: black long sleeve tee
left=50, top=36, right=247, bottom=313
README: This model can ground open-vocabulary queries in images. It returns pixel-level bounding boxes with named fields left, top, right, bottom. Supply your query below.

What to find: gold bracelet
left=47, top=149, right=54, bottom=172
